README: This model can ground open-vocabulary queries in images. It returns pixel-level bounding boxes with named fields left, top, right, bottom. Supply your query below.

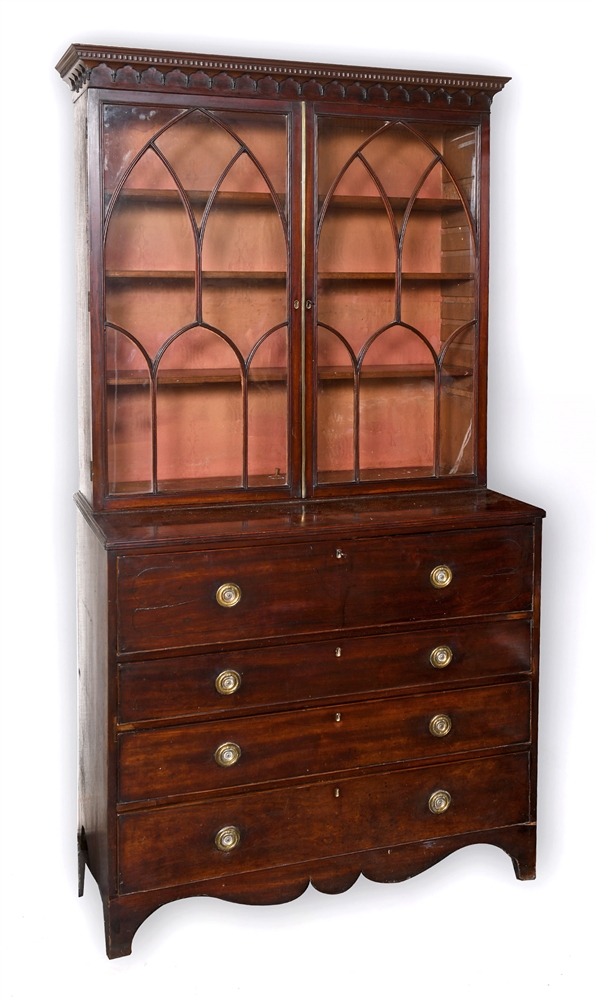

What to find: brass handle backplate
left=215, top=825, right=241, bottom=852
left=214, top=742, right=241, bottom=767
left=216, top=582, right=242, bottom=607
left=429, top=645, right=453, bottom=669
left=215, top=670, right=241, bottom=695
left=430, top=565, right=453, bottom=589
left=429, top=713, right=452, bottom=738
left=428, top=790, right=451, bottom=814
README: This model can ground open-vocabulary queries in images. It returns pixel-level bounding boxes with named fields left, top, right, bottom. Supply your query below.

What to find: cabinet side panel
left=77, top=512, right=109, bottom=894
left=74, top=92, right=92, bottom=500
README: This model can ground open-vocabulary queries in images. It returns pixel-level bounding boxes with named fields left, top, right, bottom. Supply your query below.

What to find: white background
left=0, top=1, right=595, bottom=996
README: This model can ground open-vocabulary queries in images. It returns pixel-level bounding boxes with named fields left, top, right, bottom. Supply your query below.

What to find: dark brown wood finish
left=76, top=514, right=110, bottom=898
left=57, top=44, right=509, bottom=104
left=118, top=752, right=531, bottom=893
left=117, top=618, right=532, bottom=725
left=118, top=683, right=530, bottom=803
left=61, top=45, right=542, bottom=960
left=116, top=526, right=533, bottom=653
left=103, top=823, right=535, bottom=958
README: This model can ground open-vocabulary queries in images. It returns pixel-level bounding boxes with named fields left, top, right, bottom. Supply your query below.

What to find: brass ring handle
left=215, top=825, right=241, bottom=852
left=428, top=790, right=451, bottom=814
left=214, top=742, right=241, bottom=767
left=429, top=645, right=453, bottom=669
left=216, top=582, right=242, bottom=607
left=429, top=713, right=452, bottom=738
left=430, top=565, right=452, bottom=589
left=215, top=670, right=241, bottom=695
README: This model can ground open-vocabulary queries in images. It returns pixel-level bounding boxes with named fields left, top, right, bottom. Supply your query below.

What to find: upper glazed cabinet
left=63, top=46, right=500, bottom=510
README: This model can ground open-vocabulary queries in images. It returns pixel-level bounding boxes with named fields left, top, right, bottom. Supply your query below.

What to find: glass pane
left=359, top=326, right=435, bottom=480
left=105, top=328, right=152, bottom=493
left=103, top=105, right=289, bottom=495
left=153, top=109, right=240, bottom=231
left=316, top=115, right=478, bottom=484
left=439, top=324, right=475, bottom=476
left=413, top=122, right=477, bottom=213
left=156, top=329, right=242, bottom=490
left=317, top=326, right=355, bottom=483
left=103, top=104, right=183, bottom=195
left=247, top=327, right=288, bottom=486
left=215, top=111, right=288, bottom=201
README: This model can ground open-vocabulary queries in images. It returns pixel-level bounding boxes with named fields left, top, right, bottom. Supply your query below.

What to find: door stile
left=302, top=102, right=317, bottom=498
left=476, top=113, right=491, bottom=488
left=288, top=103, right=304, bottom=497
left=86, top=88, right=107, bottom=511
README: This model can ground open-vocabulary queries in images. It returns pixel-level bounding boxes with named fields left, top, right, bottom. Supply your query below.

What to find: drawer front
left=117, top=526, right=534, bottom=653
left=119, top=681, right=530, bottom=803
left=119, top=751, right=531, bottom=893
left=119, top=620, right=531, bottom=724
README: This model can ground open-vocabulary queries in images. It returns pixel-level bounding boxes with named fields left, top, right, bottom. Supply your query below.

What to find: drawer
left=118, top=751, right=531, bottom=893
left=116, top=526, right=534, bottom=653
left=118, top=681, right=530, bottom=803
left=118, top=620, right=531, bottom=724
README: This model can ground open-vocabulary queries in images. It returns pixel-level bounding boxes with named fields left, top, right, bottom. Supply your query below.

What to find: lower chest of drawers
left=78, top=508, right=542, bottom=956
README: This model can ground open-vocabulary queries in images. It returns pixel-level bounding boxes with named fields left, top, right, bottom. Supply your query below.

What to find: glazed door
left=97, top=92, right=301, bottom=504
left=310, top=109, right=481, bottom=495
left=92, top=92, right=484, bottom=508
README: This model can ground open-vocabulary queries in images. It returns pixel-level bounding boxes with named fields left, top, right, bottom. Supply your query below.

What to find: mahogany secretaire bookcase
left=57, top=43, right=544, bottom=959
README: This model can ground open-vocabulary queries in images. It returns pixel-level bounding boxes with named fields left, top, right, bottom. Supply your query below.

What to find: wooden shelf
left=107, top=364, right=472, bottom=386
left=320, top=196, right=463, bottom=213
left=105, top=189, right=460, bottom=214
left=106, top=189, right=285, bottom=208
left=319, top=272, right=474, bottom=282
left=107, top=367, right=288, bottom=386
left=106, top=270, right=286, bottom=282
left=318, top=465, right=434, bottom=484
left=105, top=270, right=473, bottom=282
left=318, top=364, right=472, bottom=380
left=109, top=473, right=288, bottom=494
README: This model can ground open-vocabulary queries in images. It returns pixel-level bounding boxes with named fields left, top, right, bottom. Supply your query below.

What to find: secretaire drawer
left=118, top=751, right=531, bottom=893
left=118, top=620, right=532, bottom=724
left=118, top=681, right=530, bottom=803
left=116, top=525, right=534, bottom=653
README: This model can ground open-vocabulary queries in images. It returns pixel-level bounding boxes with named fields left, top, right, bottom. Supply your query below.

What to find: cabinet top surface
left=76, top=489, right=544, bottom=551
left=57, top=43, right=509, bottom=106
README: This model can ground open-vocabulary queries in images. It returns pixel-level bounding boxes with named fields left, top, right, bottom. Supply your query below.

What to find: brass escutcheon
left=214, top=742, right=241, bottom=767
left=429, top=713, right=452, bottom=738
left=430, top=645, right=453, bottom=669
left=430, top=565, right=453, bottom=589
left=215, top=825, right=241, bottom=852
left=215, top=670, right=241, bottom=695
left=428, top=790, right=451, bottom=814
left=216, top=582, right=242, bottom=607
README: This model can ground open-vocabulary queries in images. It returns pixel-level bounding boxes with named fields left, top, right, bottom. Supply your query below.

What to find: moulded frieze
left=57, top=44, right=509, bottom=109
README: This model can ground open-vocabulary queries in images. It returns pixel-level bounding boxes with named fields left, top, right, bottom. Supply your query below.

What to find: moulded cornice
left=56, top=44, right=509, bottom=109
